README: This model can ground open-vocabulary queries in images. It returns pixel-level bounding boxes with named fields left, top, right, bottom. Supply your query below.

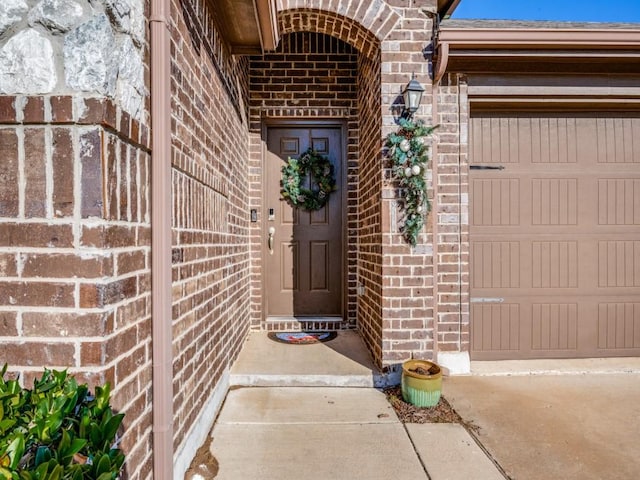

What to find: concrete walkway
left=445, top=374, right=640, bottom=480
left=200, top=332, right=640, bottom=479
left=210, top=387, right=504, bottom=480
left=199, top=332, right=504, bottom=479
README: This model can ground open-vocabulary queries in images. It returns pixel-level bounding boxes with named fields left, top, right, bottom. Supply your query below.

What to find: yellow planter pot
left=401, top=359, right=442, bottom=408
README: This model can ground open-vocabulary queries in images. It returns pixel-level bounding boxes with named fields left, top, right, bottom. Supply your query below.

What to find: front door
left=264, top=125, right=343, bottom=318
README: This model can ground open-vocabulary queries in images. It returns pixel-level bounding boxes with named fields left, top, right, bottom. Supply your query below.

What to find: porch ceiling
left=209, top=0, right=279, bottom=54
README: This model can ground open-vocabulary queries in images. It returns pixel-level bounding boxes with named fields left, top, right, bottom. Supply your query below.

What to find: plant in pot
left=401, top=359, right=442, bottom=408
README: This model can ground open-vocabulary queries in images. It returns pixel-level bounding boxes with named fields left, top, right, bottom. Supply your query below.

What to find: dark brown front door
left=264, top=125, right=343, bottom=318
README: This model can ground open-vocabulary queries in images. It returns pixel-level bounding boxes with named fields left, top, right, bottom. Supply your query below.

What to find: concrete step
left=229, top=330, right=389, bottom=388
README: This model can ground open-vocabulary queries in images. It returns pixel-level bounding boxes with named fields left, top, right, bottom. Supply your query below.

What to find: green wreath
left=281, top=148, right=337, bottom=211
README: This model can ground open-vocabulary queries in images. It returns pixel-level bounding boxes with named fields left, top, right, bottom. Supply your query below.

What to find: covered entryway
left=264, top=125, right=345, bottom=319
left=470, top=111, right=640, bottom=360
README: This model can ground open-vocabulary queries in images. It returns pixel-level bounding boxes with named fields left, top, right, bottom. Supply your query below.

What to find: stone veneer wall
left=0, top=0, right=147, bottom=120
left=0, top=0, right=153, bottom=478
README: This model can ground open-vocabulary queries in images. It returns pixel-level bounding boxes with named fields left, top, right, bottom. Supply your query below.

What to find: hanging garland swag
left=385, top=118, right=436, bottom=246
left=281, top=148, right=337, bottom=211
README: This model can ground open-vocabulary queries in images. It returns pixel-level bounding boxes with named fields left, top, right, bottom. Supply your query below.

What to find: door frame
left=260, top=119, right=349, bottom=325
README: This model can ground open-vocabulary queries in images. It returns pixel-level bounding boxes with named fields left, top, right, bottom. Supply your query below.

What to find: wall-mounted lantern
left=402, top=74, right=425, bottom=117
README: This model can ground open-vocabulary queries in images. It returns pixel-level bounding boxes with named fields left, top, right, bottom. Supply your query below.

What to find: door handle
left=268, top=227, right=275, bottom=253
left=470, top=165, right=505, bottom=170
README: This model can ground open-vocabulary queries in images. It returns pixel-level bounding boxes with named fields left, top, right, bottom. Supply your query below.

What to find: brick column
left=0, top=94, right=153, bottom=476
left=378, top=0, right=439, bottom=371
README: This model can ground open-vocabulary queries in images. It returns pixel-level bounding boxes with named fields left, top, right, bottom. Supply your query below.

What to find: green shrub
left=0, top=365, right=125, bottom=480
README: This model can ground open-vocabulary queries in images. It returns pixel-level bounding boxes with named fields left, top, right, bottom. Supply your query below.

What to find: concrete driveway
left=444, top=374, right=640, bottom=480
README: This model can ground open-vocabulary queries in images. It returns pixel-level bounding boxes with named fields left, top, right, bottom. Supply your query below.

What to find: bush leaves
left=0, top=366, right=125, bottom=479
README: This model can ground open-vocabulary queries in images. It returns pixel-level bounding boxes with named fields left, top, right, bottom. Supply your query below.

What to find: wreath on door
left=281, top=148, right=337, bottom=211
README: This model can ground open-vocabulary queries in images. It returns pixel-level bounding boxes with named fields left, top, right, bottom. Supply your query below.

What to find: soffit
left=209, top=0, right=279, bottom=54
left=438, top=0, right=462, bottom=18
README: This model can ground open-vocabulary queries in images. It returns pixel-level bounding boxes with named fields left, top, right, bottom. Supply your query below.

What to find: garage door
left=470, top=112, right=640, bottom=360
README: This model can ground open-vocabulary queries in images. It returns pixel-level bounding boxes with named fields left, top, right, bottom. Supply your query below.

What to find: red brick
left=0, top=129, right=19, bottom=216
left=0, top=96, right=16, bottom=122
left=23, top=97, right=45, bottom=123
left=22, top=253, right=112, bottom=278
left=81, top=224, right=137, bottom=248
left=22, top=311, right=112, bottom=337
left=0, top=281, right=75, bottom=307
left=0, top=253, right=18, bottom=276
left=79, top=276, right=137, bottom=308
left=80, top=128, right=105, bottom=218
left=50, top=96, right=73, bottom=122
left=52, top=128, right=74, bottom=217
left=80, top=341, right=104, bottom=366
left=2, top=342, right=75, bottom=367
left=24, top=128, right=47, bottom=218
left=0, top=223, right=73, bottom=248
left=78, top=97, right=106, bottom=125
left=0, top=311, right=18, bottom=336
left=116, top=250, right=146, bottom=275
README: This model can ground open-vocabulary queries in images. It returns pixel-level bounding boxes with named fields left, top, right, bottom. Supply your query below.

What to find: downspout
left=150, top=0, right=173, bottom=476
left=431, top=79, right=440, bottom=362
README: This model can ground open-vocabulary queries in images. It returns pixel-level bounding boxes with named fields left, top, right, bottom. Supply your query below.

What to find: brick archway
left=249, top=11, right=384, bottom=339
left=278, top=0, right=400, bottom=37
left=278, top=2, right=399, bottom=59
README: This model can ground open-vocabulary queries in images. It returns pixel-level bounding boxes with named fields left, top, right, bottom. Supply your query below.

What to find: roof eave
left=439, top=27, right=640, bottom=50
left=438, top=0, right=462, bottom=19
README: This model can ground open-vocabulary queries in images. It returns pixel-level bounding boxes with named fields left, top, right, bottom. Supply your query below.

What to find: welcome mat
left=267, top=331, right=337, bottom=345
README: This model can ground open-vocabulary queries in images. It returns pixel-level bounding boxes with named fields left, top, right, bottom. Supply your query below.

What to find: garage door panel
left=598, top=240, right=640, bottom=287
left=470, top=112, right=640, bottom=360
left=472, top=241, right=520, bottom=289
left=472, top=303, right=521, bottom=353
left=596, top=117, right=640, bottom=164
left=532, top=178, right=578, bottom=225
left=472, top=117, right=521, bottom=164
left=471, top=178, right=520, bottom=225
left=531, top=241, right=578, bottom=289
left=598, top=303, right=640, bottom=350
left=598, top=178, right=640, bottom=225
left=531, top=303, right=578, bottom=351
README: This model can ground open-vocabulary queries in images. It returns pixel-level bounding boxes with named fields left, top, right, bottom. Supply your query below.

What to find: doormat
left=267, top=331, right=337, bottom=345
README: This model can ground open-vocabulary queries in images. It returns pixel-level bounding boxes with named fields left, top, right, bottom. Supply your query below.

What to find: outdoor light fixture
left=402, top=74, right=424, bottom=117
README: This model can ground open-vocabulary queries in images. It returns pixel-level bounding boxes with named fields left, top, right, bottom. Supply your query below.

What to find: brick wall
left=248, top=31, right=359, bottom=330
left=170, top=0, right=252, bottom=464
left=356, top=51, right=384, bottom=366
left=379, top=0, right=439, bottom=367
left=0, top=94, right=154, bottom=479
left=247, top=1, right=468, bottom=370
left=434, top=73, right=470, bottom=355
left=0, top=1, right=473, bottom=475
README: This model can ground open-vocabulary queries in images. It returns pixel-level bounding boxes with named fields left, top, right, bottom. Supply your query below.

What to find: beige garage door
left=470, top=112, right=640, bottom=360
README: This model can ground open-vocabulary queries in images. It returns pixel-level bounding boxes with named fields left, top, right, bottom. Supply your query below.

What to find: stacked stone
left=0, top=0, right=146, bottom=120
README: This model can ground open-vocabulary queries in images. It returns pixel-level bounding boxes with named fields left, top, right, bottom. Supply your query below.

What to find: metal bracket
left=470, top=297, right=505, bottom=303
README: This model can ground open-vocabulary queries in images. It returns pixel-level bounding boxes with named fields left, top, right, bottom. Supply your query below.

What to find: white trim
left=173, top=369, right=229, bottom=480
left=437, top=351, right=471, bottom=375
